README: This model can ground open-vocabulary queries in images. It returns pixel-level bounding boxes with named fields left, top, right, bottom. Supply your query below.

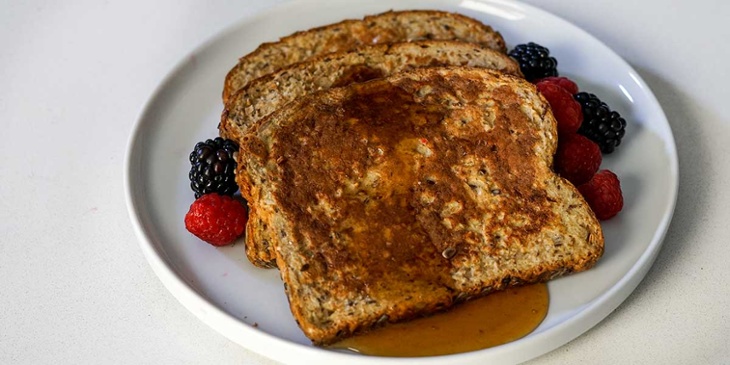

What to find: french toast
left=220, top=40, right=521, bottom=143
left=222, top=10, right=507, bottom=105
left=221, top=41, right=522, bottom=268
left=238, top=67, right=605, bottom=345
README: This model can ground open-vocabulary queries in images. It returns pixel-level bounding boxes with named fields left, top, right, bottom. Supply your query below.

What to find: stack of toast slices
left=219, top=10, right=604, bottom=346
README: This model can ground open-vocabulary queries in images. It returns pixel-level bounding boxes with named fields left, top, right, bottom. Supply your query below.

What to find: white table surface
left=2, top=0, right=729, bottom=364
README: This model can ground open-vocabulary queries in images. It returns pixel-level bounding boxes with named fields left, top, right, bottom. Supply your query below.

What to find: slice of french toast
left=239, top=67, right=604, bottom=345
left=221, top=40, right=522, bottom=268
left=222, top=10, right=507, bottom=104
left=220, top=40, right=520, bottom=143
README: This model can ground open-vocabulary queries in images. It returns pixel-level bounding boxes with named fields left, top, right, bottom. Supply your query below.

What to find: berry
left=578, top=170, right=623, bottom=220
left=536, top=81, right=583, bottom=135
left=574, top=92, right=627, bottom=154
left=184, top=193, right=248, bottom=246
left=189, top=137, right=239, bottom=198
left=535, top=76, right=579, bottom=95
left=555, top=133, right=602, bottom=186
left=508, top=42, right=558, bottom=82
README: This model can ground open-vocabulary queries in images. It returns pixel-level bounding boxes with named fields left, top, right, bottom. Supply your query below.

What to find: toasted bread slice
left=220, top=40, right=520, bottom=142
left=222, top=40, right=520, bottom=268
left=222, top=10, right=507, bottom=104
left=239, top=67, right=604, bottom=344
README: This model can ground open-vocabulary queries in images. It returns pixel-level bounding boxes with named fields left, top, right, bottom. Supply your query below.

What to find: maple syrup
left=330, top=283, right=548, bottom=357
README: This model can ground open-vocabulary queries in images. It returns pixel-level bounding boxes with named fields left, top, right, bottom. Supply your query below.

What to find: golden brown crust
left=240, top=67, right=604, bottom=345
left=221, top=10, right=507, bottom=104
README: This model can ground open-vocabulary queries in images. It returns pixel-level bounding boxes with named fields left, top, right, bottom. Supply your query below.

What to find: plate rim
left=124, top=0, right=679, bottom=363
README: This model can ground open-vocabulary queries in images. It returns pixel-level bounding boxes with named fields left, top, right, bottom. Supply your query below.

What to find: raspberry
left=536, top=82, right=583, bottom=135
left=578, top=170, right=624, bottom=220
left=184, top=193, right=248, bottom=246
left=535, top=76, right=579, bottom=95
left=555, top=133, right=602, bottom=186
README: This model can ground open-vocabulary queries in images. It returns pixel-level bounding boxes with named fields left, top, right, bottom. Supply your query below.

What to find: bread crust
left=239, top=67, right=604, bottom=345
left=222, top=10, right=507, bottom=104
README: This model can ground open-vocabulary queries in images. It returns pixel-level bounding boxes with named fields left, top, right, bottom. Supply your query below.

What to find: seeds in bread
left=239, top=67, right=604, bottom=345
left=222, top=10, right=507, bottom=104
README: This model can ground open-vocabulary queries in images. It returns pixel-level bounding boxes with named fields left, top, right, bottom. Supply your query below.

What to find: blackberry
left=574, top=92, right=627, bottom=154
left=508, top=42, right=558, bottom=82
left=189, top=137, right=239, bottom=198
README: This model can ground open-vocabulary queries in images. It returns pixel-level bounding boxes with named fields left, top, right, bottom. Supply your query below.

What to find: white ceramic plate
left=124, top=0, right=678, bottom=364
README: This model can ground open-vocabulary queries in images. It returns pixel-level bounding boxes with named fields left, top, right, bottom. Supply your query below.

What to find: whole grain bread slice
left=222, top=10, right=507, bottom=104
left=220, top=40, right=520, bottom=142
left=239, top=67, right=605, bottom=345
left=221, top=40, right=520, bottom=268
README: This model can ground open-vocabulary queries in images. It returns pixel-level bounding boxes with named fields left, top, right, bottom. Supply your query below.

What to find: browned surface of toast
left=238, top=67, right=604, bottom=345
left=222, top=10, right=507, bottom=104
left=220, top=40, right=521, bottom=267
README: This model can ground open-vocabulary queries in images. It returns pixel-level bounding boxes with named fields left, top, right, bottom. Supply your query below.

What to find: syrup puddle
left=330, top=283, right=548, bottom=357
